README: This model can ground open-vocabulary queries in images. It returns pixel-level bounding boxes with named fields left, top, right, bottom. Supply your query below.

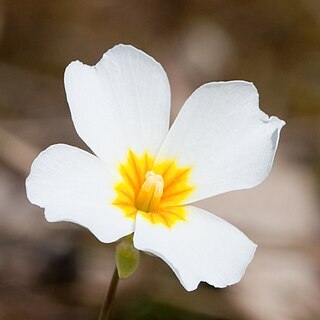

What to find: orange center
left=112, top=150, right=194, bottom=228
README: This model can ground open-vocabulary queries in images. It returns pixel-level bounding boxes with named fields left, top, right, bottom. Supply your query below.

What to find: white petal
left=26, top=144, right=134, bottom=243
left=64, top=44, right=170, bottom=167
left=155, top=81, right=285, bottom=203
left=134, top=205, right=256, bottom=291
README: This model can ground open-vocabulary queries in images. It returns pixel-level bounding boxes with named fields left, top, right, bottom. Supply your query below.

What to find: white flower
left=26, top=44, right=285, bottom=291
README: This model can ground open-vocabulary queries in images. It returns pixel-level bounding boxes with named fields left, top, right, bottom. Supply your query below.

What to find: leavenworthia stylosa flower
left=26, top=44, right=285, bottom=291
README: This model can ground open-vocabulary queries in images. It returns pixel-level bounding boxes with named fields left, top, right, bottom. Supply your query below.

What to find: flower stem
left=98, top=267, right=119, bottom=320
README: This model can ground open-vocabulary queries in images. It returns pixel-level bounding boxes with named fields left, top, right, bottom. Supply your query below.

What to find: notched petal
left=134, top=205, right=257, bottom=291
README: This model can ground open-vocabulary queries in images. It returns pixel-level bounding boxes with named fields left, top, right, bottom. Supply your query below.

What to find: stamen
left=135, top=171, right=164, bottom=212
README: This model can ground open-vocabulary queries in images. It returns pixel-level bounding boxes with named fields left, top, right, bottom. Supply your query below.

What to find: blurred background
left=0, top=0, right=319, bottom=319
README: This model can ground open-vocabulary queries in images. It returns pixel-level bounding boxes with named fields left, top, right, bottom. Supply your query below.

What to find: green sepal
left=115, top=234, right=140, bottom=279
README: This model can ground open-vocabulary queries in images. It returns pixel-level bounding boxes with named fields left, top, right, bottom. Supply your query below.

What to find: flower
left=26, top=44, right=285, bottom=291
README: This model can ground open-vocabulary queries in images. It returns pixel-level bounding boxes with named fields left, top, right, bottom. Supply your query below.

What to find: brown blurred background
left=0, top=0, right=319, bottom=319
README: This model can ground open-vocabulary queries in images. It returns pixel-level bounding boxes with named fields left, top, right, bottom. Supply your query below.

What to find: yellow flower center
left=112, top=150, right=194, bottom=228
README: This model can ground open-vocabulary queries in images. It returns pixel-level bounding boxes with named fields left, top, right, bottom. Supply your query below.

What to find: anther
left=135, top=171, right=164, bottom=212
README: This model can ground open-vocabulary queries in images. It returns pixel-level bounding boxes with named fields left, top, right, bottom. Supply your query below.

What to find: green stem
left=98, top=267, right=119, bottom=320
